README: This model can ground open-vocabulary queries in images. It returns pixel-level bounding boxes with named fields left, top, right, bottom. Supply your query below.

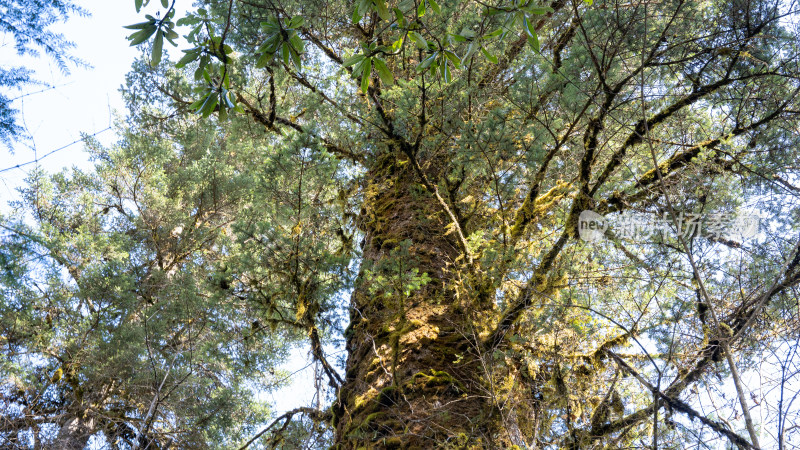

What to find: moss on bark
left=332, top=151, right=503, bottom=448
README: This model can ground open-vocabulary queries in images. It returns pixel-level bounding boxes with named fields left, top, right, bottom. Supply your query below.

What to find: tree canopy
left=0, top=0, right=86, bottom=145
left=2, top=0, right=800, bottom=448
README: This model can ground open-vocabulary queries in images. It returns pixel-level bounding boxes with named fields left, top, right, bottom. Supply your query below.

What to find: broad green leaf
left=343, top=54, right=365, bottom=67
left=123, top=21, right=153, bottom=30
left=418, top=52, right=437, bottom=70
left=527, top=34, right=540, bottom=52
left=218, top=102, right=228, bottom=121
left=290, top=34, right=304, bottom=53
left=194, top=56, right=209, bottom=79
left=135, top=0, right=143, bottom=12
left=484, top=28, right=503, bottom=39
left=151, top=30, right=164, bottom=66
left=220, top=88, right=229, bottom=106
left=374, top=0, right=391, bottom=21
left=358, top=0, right=370, bottom=15
left=187, top=24, right=203, bottom=42
left=261, top=20, right=279, bottom=32
left=165, top=28, right=179, bottom=45
left=481, top=47, right=498, bottom=64
left=523, top=16, right=533, bottom=37
left=282, top=41, right=291, bottom=67
left=373, top=57, right=394, bottom=85
left=361, top=59, right=371, bottom=93
left=176, top=16, right=196, bottom=26
left=199, top=92, right=218, bottom=117
left=527, top=24, right=540, bottom=53
left=410, top=31, right=427, bottom=49
left=176, top=48, right=200, bottom=68
left=256, top=52, right=271, bottom=68
left=290, top=46, right=302, bottom=70
left=444, top=50, right=461, bottom=68
left=189, top=93, right=210, bottom=110
left=161, top=0, right=168, bottom=7
left=391, top=37, right=404, bottom=51
left=527, top=6, right=554, bottom=14
left=440, top=59, right=452, bottom=83
left=352, top=58, right=367, bottom=76
left=257, top=34, right=280, bottom=54
left=353, top=0, right=369, bottom=23
left=194, top=92, right=212, bottom=112
left=393, top=8, right=406, bottom=27
left=428, top=0, right=441, bottom=14
left=128, top=26, right=157, bottom=46
left=224, top=90, right=237, bottom=108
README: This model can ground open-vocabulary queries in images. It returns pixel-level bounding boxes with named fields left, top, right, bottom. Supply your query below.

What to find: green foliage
left=4, top=0, right=800, bottom=447
left=124, top=9, right=180, bottom=67
left=124, top=0, right=552, bottom=108
left=363, top=240, right=431, bottom=299
left=0, top=67, right=33, bottom=145
left=0, top=0, right=86, bottom=145
left=0, top=113, right=333, bottom=446
left=256, top=16, right=305, bottom=71
left=110, top=0, right=800, bottom=445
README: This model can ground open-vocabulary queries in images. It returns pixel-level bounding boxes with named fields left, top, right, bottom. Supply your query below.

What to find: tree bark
left=56, top=416, right=95, bottom=450
left=332, top=152, right=503, bottom=448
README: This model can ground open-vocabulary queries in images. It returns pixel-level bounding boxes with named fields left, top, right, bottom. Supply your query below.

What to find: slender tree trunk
left=332, top=152, right=503, bottom=448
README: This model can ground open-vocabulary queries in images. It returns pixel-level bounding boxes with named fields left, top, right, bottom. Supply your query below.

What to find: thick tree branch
left=237, top=94, right=368, bottom=164
left=605, top=351, right=757, bottom=449
left=237, top=407, right=331, bottom=450
left=590, top=72, right=775, bottom=195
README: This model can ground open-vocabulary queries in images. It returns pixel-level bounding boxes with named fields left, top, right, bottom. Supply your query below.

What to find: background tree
left=0, top=0, right=86, bottom=145
left=0, top=114, right=294, bottom=447
left=2, top=0, right=800, bottom=448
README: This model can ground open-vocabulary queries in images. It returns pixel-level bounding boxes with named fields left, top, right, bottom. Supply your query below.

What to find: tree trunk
left=56, top=416, right=95, bottom=450
left=332, top=152, right=503, bottom=448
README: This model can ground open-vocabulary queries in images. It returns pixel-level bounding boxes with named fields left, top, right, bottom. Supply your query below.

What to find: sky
left=0, top=0, right=144, bottom=204
left=0, top=0, right=320, bottom=423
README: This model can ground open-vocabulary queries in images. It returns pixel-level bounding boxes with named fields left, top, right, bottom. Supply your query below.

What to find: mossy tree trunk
left=332, top=152, right=509, bottom=448
left=56, top=417, right=95, bottom=450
